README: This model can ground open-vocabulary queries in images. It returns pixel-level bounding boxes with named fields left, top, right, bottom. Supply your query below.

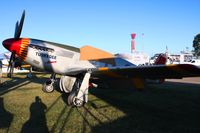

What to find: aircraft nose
left=2, top=38, right=21, bottom=55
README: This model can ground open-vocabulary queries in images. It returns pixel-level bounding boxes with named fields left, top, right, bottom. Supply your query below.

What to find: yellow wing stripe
left=98, top=67, right=125, bottom=78
left=98, top=67, right=109, bottom=71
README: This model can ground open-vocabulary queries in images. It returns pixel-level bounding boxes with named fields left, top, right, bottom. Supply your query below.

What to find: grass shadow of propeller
left=0, top=73, right=48, bottom=96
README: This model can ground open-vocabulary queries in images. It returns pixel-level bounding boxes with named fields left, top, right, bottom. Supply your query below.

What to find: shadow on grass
left=3, top=74, right=200, bottom=132
left=45, top=94, right=74, bottom=133
left=50, top=106, right=74, bottom=133
left=21, top=96, right=49, bottom=133
left=0, top=97, right=13, bottom=131
left=89, top=81, right=200, bottom=133
left=0, top=74, right=48, bottom=96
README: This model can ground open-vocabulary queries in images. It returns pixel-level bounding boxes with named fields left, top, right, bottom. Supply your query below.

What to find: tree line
left=193, top=34, right=200, bottom=56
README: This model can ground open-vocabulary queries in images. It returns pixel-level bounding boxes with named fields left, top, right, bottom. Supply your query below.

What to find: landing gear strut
left=27, top=66, right=32, bottom=78
left=67, top=72, right=91, bottom=107
left=42, top=73, right=56, bottom=93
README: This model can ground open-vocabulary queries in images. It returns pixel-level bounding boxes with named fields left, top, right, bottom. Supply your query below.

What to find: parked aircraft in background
left=0, top=52, right=31, bottom=77
left=189, top=59, right=200, bottom=66
left=2, top=11, right=200, bottom=107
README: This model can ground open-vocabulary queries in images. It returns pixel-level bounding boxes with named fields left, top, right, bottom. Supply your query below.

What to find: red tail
left=154, top=54, right=167, bottom=83
left=154, top=54, right=167, bottom=65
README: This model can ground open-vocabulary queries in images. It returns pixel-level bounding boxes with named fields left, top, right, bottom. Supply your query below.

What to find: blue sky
left=0, top=0, right=199, bottom=56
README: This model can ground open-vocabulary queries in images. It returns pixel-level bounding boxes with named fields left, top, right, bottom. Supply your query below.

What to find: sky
left=0, top=0, right=199, bottom=56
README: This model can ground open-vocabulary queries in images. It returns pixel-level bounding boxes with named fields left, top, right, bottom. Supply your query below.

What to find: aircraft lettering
left=36, top=52, right=57, bottom=59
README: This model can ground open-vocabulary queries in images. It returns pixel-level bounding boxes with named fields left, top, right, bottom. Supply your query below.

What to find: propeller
left=14, top=10, right=25, bottom=39
left=7, top=52, right=15, bottom=78
left=7, top=10, right=25, bottom=78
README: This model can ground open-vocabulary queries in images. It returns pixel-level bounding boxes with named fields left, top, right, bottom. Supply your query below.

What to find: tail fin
left=153, top=54, right=167, bottom=83
left=154, top=54, right=167, bottom=65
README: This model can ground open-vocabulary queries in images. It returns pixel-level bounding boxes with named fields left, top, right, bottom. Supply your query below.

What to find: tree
left=193, top=34, right=200, bottom=56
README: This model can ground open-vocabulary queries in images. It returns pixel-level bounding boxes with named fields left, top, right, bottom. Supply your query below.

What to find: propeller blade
left=14, top=21, right=19, bottom=38
left=14, top=10, right=25, bottom=39
left=8, top=61, right=15, bottom=78
left=7, top=52, right=14, bottom=71
left=7, top=52, right=15, bottom=78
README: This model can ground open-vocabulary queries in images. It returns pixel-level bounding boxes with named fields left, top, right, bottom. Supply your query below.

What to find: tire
left=42, top=83, right=54, bottom=93
left=67, top=91, right=76, bottom=106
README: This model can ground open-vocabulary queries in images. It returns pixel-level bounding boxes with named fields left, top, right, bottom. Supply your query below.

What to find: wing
left=91, top=64, right=200, bottom=79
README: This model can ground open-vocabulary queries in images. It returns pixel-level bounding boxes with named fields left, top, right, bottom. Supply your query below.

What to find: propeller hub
left=3, top=38, right=30, bottom=61
left=3, top=38, right=21, bottom=55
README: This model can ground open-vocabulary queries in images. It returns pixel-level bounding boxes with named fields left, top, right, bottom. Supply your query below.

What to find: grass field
left=0, top=73, right=200, bottom=133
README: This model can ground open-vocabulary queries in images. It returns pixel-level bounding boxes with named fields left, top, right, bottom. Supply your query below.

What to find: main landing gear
left=42, top=72, right=91, bottom=107
left=67, top=72, right=91, bottom=107
left=42, top=73, right=56, bottom=93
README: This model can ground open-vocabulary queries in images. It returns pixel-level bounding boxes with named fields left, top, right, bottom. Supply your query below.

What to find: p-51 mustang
left=3, top=11, right=200, bottom=107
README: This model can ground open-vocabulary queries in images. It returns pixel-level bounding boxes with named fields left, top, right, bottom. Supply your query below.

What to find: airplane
left=0, top=52, right=32, bottom=78
left=2, top=11, right=200, bottom=107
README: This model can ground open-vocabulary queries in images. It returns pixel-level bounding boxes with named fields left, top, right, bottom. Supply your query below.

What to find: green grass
left=0, top=73, right=200, bottom=133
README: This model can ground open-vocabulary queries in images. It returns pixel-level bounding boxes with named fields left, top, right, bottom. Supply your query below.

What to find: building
left=116, top=33, right=149, bottom=66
